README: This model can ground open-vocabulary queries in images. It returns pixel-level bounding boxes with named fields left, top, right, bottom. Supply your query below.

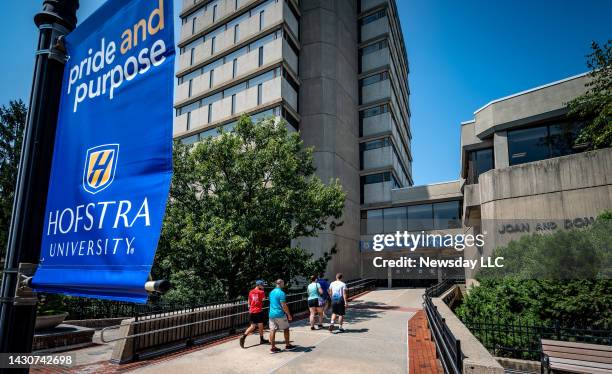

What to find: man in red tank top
left=240, top=280, right=269, bottom=348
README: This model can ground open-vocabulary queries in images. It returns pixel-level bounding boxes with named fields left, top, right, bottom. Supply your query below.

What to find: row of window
left=179, top=31, right=284, bottom=101
left=177, top=67, right=283, bottom=130
left=360, top=71, right=389, bottom=87
left=361, top=201, right=462, bottom=234
left=180, top=0, right=277, bottom=55
left=359, top=9, right=385, bottom=26
left=507, top=122, right=585, bottom=166
left=180, top=107, right=282, bottom=145
left=360, top=39, right=388, bottom=56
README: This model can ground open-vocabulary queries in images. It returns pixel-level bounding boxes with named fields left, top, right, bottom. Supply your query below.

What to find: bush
left=457, top=210, right=612, bottom=328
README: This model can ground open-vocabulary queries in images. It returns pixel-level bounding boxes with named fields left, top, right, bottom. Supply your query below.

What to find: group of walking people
left=239, top=273, right=348, bottom=353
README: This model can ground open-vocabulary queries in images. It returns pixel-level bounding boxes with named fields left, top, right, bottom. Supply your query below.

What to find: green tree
left=568, top=40, right=612, bottom=150
left=153, top=116, right=345, bottom=303
left=0, top=100, right=26, bottom=261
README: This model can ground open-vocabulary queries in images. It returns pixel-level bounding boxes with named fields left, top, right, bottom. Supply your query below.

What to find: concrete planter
left=35, top=312, right=69, bottom=331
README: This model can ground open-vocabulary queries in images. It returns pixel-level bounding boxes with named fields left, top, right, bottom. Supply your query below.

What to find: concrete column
left=297, top=0, right=361, bottom=280
left=494, top=131, right=509, bottom=168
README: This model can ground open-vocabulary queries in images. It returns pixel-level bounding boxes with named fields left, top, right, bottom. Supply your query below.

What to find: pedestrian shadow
left=286, top=345, right=315, bottom=353
left=332, top=328, right=369, bottom=334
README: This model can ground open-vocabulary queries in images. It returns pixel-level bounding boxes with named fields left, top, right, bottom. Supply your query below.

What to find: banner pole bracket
left=13, top=263, right=38, bottom=306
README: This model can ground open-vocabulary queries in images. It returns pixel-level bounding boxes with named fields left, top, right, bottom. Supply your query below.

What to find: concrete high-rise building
left=173, top=0, right=412, bottom=279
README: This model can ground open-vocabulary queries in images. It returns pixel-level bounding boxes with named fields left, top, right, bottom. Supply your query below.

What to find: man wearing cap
left=240, top=280, right=269, bottom=348
left=268, top=279, right=296, bottom=353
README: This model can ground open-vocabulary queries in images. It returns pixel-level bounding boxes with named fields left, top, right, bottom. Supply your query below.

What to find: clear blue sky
left=1, top=1, right=610, bottom=184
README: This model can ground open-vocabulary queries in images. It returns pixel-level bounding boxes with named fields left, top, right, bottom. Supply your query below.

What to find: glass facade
left=466, top=148, right=493, bottom=184
left=508, top=122, right=584, bottom=166
left=361, top=200, right=462, bottom=235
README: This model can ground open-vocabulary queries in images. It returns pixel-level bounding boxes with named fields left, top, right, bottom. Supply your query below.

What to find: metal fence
left=423, top=280, right=463, bottom=374
left=461, top=318, right=612, bottom=361
left=102, top=278, right=376, bottom=362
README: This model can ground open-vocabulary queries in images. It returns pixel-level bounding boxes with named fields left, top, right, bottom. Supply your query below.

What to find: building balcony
left=180, top=0, right=257, bottom=43
left=361, top=47, right=389, bottom=72
left=360, top=15, right=388, bottom=42
left=361, top=79, right=390, bottom=104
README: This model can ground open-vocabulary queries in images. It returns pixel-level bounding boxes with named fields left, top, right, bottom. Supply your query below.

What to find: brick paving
left=408, top=310, right=443, bottom=374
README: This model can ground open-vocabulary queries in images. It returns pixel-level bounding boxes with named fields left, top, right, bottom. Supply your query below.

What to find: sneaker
left=285, top=344, right=297, bottom=350
left=239, top=335, right=246, bottom=348
left=270, top=347, right=282, bottom=353
left=311, top=326, right=316, bottom=330
left=338, top=327, right=345, bottom=332
left=260, top=338, right=270, bottom=344
left=318, top=324, right=324, bottom=329
left=329, top=325, right=334, bottom=332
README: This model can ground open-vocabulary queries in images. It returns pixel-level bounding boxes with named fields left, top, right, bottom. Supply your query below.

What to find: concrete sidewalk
left=128, top=288, right=424, bottom=374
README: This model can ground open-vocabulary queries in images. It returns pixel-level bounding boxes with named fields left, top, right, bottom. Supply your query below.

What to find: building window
left=207, top=103, right=212, bottom=123
left=361, top=40, right=388, bottom=56
left=383, top=207, right=407, bottom=233
left=360, top=104, right=389, bottom=119
left=190, top=48, right=195, bottom=65
left=211, top=36, right=216, bottom=55
left=231, top=94, right=236, bottom=114
left=186, top=112, right=191, bottom=130
left=232, top=59, right=238, bottom=78
left=407, top=204, right=433, bottom=231
left=433, top=201, right=461, bottom=229
left=191, top=17, right=197, bottom=34
left=466, top=148, right=493, bottom=184
left=234, top=24, right=240, bottom=43
left=258, top=46, right=264, bottom=66
left=507, top=122, right=584, bottom=166
left=361, top=137, right=391, bottom=151
left=257, top=84, right=263, bottom=105
left=360, top=71, right=389, bottom=87
left=259, top=10, right=265, bottom=30
left=212, top=4, right=217, bottom=22
left=209, top=69, right=214, bottom=88
left=359, top=9, right=385, bottom=26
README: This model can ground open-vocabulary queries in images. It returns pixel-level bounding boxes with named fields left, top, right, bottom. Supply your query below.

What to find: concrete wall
left=392, top=180, right=462, bottom=204
left=472, top=73, right=590, bottom=139
left=296, top=0, right=361, bottom=280
left=471, top=148, right=612, bottom=263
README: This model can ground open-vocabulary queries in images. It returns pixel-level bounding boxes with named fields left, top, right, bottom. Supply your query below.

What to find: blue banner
left=32, top=0, right=174, bottom=303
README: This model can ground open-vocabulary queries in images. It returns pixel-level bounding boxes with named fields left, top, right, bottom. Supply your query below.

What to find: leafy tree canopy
left=153, top=116, right=346, bottom=302
left=568, top=40, right=612, bottom=150
left=0, top=100, right=26, bottom=261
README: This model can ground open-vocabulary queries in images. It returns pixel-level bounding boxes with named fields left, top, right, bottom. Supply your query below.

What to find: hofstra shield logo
left=83, top=144, right=119, bottom=194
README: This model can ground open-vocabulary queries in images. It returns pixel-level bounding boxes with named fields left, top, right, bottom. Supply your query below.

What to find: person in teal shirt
left=306, top=275, right=323, bottom=329
left=268, top=279, right=295, bottom=353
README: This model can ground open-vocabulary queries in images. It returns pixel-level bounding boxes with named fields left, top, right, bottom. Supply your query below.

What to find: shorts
left=318, top=298, right=329, bottom=308
left=249, top=312, right=264, bottom=324
left=269, top=316, right=290, bottom=331
left=332, top=299, right=346, bottom=316
left=308, top=298, right=319, bottom=308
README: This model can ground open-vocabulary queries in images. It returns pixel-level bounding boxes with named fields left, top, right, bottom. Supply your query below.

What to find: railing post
left=455, top=339, right=462, bottom=373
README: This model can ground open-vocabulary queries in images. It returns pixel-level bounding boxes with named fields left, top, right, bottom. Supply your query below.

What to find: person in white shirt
left=328, top=273, right=348, bottom=332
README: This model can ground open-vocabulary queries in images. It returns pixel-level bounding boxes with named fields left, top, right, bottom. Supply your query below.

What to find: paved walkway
left=131, top=288, right=425, bottom=374
left=34, top=288, right=444, bottom=374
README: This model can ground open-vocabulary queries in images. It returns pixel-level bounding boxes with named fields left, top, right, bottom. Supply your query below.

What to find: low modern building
left=173, top=0, right=413, bottom=279
left=360, top=72, right=612, bottom=286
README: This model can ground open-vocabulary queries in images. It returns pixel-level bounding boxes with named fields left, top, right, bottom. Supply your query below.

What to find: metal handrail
left=100, top=279, right=376, bottom=344
left=423, top=281, right=463, bottom=374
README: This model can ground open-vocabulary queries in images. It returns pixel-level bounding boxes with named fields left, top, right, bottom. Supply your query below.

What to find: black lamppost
left=0, top=0, right=78, bottom=370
